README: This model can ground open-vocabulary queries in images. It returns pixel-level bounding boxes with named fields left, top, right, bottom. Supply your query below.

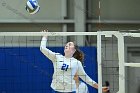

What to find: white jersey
left=76, top=81, right=89, bottom=93
left=40, top=37, right=97, bottom=92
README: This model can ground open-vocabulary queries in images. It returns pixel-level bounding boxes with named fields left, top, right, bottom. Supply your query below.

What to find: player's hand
left=102, top=86, right=109, bottom=93
left=42, top=29, right=48, bottom=38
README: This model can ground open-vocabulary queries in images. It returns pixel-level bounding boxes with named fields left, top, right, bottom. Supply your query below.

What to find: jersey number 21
left=61, top=64, right=69, bottom=71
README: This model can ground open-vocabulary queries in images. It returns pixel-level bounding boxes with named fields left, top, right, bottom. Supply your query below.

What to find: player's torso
left=53, top=56, right=78, bottom=79
left=51, top=55, right=79, bottom=92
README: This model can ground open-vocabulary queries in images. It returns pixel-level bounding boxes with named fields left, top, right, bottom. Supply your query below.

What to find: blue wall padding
left=0, top=47, right=97, bottom=93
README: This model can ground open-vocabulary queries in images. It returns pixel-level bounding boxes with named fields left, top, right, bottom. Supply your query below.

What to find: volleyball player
left=40, top=30, right=109, bottom=93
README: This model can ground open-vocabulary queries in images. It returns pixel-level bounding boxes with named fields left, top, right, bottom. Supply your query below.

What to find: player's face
left=64, top=42, right=76, bottom=54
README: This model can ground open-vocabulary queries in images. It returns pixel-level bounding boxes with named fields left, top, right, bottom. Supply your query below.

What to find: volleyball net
left=0, top=31, right=140, bottom=93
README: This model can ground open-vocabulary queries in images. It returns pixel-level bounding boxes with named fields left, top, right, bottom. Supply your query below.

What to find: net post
left=114, top=32, right=126, bottom=93
left=97, top=31, right=103, bottom=93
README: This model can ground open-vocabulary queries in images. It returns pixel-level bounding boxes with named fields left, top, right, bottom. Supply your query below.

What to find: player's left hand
left=41, top=29, right=48, bottom=38
left=102, top=86, right=109, bottom=93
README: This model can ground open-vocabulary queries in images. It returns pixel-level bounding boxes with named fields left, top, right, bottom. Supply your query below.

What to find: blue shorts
left=52, top=89, right=76, bottom=93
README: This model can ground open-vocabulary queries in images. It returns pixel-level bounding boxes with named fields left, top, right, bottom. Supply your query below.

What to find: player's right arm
left=40, top=36, right=57, bottom=62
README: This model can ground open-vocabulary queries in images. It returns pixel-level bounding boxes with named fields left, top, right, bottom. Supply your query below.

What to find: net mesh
left=101, top=35, right=119, bottom=93
left=2, top=32, right=138, bottom=93
left=0, top=34, right=101, bottom=93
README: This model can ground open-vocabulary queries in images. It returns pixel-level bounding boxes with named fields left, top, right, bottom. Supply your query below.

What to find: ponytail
left=73, top=45, right=84, bottom=65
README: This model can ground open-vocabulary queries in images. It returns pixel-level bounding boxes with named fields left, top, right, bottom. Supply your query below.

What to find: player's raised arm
left=40, top=30, right=57, bottom=62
